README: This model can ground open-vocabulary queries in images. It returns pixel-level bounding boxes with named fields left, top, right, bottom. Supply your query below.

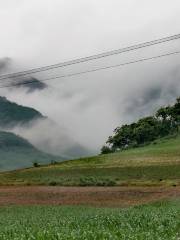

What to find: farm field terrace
left=0, top=135, right=180, bottom=186
left=0, top=200, right=179, bottom=240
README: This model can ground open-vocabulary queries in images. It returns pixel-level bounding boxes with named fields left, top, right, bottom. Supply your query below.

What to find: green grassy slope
left=0, top=131, right=60, bottom=171
left=0, top=135, right=180, bottom=186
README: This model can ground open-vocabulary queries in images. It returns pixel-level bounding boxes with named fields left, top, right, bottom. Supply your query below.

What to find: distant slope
left=1, top=135, right=180, bottom=186
left=0, top=93, right=93, bottom=160
left=0, top=96, right=43, bottom=127
left=0, top=131, right=60, bottom=171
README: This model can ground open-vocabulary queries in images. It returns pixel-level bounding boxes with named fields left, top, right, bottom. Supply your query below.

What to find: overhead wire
left=0, top=50, right=179, bottom=89
left=0, top=33, right=180, bottom=81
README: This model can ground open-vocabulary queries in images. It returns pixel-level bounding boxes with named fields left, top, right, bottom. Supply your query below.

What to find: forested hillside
left=0, top=96, right=43, bottom=128
left=102, top=97, right=180, bottom=154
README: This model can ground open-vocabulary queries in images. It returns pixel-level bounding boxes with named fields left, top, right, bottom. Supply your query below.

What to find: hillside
left=1, top=134, right=180, bottom=186
left=0, top=96, right=43, bottom=127
left=0, top=131, right=60, bottom=171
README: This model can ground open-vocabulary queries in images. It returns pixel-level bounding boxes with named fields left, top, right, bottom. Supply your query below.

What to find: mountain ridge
left=0, top=96, right=44, bottom=128
left=0, top=130, right=61, bottom=171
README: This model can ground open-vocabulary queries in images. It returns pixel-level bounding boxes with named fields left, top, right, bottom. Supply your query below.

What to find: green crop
left=0, top=201, right=179, bottom=240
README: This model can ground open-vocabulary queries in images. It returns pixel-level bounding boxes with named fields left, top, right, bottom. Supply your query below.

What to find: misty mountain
left=0, top=131, right=60, bottom=171
left=11, top=77, right=47, bottom=92
left=0, top=96, right=44, bottom=128
left=0, top=96, right=65, bottom=171
left=0, top=57, right=47, bottom=92
left=0, top=94, right=91, bottom=165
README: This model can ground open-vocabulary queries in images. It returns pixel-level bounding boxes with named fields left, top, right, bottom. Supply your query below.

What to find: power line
left=0, top=33, right=180, bottom=81
left=1, top=50, right=179, bottom=89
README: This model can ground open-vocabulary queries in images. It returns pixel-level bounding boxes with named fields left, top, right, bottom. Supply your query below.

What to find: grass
left=0, top=200, right=179, bottom=240
left=0, top=135, right=180, bottom=186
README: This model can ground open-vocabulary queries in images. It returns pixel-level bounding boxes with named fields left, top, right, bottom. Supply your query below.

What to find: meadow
left=0, top=200, right=179, bottom=240
left=0, top=135, right=180, bottom=186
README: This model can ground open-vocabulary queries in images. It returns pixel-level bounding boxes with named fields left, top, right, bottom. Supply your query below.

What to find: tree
left=172, top=98, right=180, bottom=120
left=133, top=117, right=159, bottom=144
left=156, top=106, right=172, bottom=121
left=101, top=96, right=180, bottom=154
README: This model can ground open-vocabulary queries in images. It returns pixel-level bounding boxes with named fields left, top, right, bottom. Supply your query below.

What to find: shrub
left=33, top=162, right=40, bottom=168
left=49, top=181, right=57, bottom=186
left=101, top=145, right=114, bottom=154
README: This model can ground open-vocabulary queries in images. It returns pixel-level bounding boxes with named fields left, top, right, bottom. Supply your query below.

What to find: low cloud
left=10, top=118, right=92, bottom=158
left=0, top=0, right=180, bottom=157
left=0, top=54, right=179, bottom=157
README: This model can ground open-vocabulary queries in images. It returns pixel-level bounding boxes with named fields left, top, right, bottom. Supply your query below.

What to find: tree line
left=101, top=97, right=180, bottom=154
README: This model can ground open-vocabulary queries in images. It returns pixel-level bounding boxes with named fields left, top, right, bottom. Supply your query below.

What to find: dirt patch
left=0, top=186, right=179, bottom=207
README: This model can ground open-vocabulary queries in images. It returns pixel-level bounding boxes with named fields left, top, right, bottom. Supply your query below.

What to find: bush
left=49, top=181, right=57, bottom=186
left=33, top=162, right=40, bottom=168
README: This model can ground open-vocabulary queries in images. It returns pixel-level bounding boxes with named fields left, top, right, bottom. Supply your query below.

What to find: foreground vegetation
left=0, top=201, right=179, bottom=240
left=0, top=135, right=180, bottom=186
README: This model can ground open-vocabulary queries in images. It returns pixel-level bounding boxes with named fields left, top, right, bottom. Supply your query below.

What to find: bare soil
left=0, top=186, right=179, bottom=207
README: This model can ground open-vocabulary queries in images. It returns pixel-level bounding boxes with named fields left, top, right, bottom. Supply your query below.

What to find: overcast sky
left=0, top=0, right=180, bottom=156
left=0, top=0, right=180, bottom=66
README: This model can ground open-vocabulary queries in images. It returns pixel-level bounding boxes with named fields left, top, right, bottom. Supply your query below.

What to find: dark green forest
left=101, top=97, right=180, bottom=154
left=0, top=96, right=43, bottom=127
left=0, top=96, right=61, bottom=171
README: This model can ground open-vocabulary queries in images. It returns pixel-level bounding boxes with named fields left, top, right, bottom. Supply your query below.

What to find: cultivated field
left=0, top=201, right=179, bottom=240
left=0, top=186, right=179, bottom=207
left=0, top=136, right=179, bottom=239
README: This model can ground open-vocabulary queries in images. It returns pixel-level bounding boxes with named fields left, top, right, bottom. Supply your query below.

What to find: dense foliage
left=102, top=97, right=180, bottom=154
left=0, top=201, right=179, bottom=240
